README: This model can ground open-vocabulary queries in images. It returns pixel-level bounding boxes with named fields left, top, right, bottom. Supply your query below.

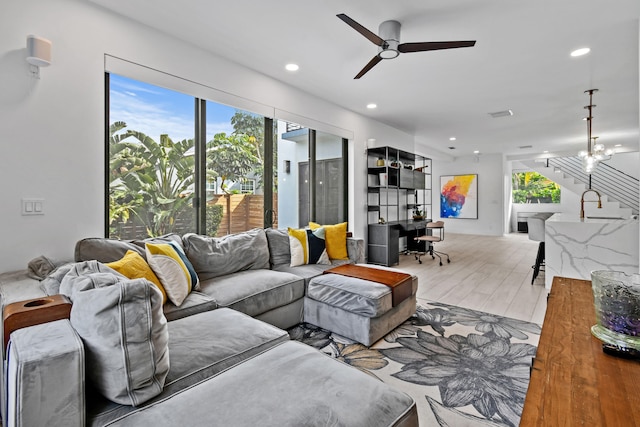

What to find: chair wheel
left=431, top=255, right=435, bottom=260
left=447, top=259, right=451, bottom=263
left=418, top=260, right=422, bottom=264
left=415, top=255, right=418, bottom=260
left=439, top=261, right=443, bottom=266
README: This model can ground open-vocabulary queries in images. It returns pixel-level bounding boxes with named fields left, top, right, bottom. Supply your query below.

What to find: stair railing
left=547, top=156, right=639, bottom=215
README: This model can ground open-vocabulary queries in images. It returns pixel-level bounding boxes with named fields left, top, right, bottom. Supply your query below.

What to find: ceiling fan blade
left=337, top=13, right=385, bottom=46
left=398, top=40, right=476, bottom=53
left=354, top=56, right=383, bottom=79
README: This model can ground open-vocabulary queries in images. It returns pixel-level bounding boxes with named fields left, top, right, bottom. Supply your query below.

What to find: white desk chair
left=414, top=221, right=450, bottom=266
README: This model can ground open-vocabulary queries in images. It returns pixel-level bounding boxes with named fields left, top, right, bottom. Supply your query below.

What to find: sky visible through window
left=109, top=74, right=236, bottom=143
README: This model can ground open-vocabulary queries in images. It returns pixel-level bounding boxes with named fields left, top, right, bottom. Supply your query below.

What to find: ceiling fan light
left=578, top=150, right=588, bottom=158
left=378, top=49, right=399, bottom=59
left=593, top=143, right=605, bottom=152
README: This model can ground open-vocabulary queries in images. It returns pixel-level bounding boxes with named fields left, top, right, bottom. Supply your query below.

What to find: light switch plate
left=22, top=198, right=44, bottom=215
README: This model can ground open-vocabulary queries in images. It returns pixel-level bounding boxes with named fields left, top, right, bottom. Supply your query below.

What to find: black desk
left=367, top=220, right=430, bottom=266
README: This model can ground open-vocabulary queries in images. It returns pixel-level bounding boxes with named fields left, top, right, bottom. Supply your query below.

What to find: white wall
left=606, top=152, right=640, bottom=179
left=0, top=0, right=416, bottom=271
left=430, top=153, right=505, bottom=236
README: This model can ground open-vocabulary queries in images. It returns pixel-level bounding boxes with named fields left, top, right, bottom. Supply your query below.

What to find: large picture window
left=108, top=74, right=196, bottom=239
left=106, top=68, right=349, bottom=239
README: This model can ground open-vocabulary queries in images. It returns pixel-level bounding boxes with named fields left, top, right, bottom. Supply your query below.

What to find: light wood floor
left=396, top=232, right=549, bottom=325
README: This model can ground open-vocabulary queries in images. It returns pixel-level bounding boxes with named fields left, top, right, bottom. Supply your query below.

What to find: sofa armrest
left=4, top=319, right=85, bottom=427
left=346, top=237, right=365, bottom=264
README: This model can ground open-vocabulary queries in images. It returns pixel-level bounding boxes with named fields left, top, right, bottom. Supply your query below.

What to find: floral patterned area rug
left=288, top=301, right=542, bottom=427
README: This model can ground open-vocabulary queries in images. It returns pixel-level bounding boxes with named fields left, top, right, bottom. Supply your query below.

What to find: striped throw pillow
left=146, top=242, right=199, bottom=306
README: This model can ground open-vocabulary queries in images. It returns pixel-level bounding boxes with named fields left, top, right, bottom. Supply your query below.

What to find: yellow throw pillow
left=106, top=250, right=168, bottom=304
left=309, top=222, right=349, bottom=260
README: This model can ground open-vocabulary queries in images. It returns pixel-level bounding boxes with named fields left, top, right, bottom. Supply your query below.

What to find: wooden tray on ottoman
left=324, top=264, right=412, bottom=306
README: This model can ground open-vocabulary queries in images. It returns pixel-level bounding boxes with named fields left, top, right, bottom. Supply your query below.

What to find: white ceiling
left=91, top=0, right=640, bottom=159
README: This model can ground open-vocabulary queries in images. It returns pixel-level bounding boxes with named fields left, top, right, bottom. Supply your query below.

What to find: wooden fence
left=208, top=194, right=278, bottom=237
left=111, top=193, right=278, bottom=240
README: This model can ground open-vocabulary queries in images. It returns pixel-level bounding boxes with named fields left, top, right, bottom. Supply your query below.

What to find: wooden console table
left=521, top=276, right=640, bottom=426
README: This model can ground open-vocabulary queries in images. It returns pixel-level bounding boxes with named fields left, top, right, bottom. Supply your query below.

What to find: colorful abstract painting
left=440, top=174, right=478, bottom=219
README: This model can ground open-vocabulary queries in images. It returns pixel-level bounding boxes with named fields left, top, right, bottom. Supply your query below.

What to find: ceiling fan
left=337, top=13, right=476, bottom=79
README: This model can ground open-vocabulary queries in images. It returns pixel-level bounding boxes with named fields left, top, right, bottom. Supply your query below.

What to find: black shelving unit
left=366, top=146, right=432, bottom=266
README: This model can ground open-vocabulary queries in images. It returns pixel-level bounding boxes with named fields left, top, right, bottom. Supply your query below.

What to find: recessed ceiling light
left=285, top=63, right=299, bottom=71
left=473, top=150, right=480, bottom=154
left=543, top=150, right=549, bottom=153
left=615, top=144, right=622, bottom=147
left=571, top=47, right=590, bottom=57
left=366, top=103, right=377, bottom=109
left=489, top=110, right=513, bottom=118
left=449, top=137, right=456, bottom=141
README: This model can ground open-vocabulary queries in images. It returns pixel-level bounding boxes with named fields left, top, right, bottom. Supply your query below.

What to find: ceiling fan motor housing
left=378, top=20, right=400, bottom=59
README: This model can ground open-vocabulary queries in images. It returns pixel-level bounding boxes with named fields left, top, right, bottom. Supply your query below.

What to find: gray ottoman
left=304, top=266, right=417, bottom=346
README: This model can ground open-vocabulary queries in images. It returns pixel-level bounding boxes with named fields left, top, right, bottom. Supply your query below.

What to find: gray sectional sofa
left=0, top=228, right=418, bottom=427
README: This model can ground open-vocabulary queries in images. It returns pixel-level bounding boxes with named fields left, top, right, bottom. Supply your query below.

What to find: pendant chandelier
left=578, top=89, right=614, bottom=174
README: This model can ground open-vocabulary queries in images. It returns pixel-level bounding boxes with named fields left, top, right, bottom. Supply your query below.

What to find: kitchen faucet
left=580, top=189, right=602, bottom=219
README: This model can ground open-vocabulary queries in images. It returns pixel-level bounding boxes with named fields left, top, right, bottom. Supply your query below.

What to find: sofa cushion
left=87, top=308, right=289, bottom=425
left=75, top=238, right=145, bottom=263
left=272, top=262, right=334, bottom=287
left=198, top=269, right=304, bottom=318
left=60, top=264, right=169, bottom=407
left=162, top=291, right=218, bottom=322
left=287, top=227, right=330, bottom=267
left=309, top=221, right=349, bottom=260
left=182, top=229, right=270, bottom=281
left=98, top=341, right=418, bottom=427
left=106, top=250, right=168, bottom=304
left=265, top=228, right=290, bottom=266
left=146, top=242, right=199, bottom=306
left=74, top=234, right=183, bottom=263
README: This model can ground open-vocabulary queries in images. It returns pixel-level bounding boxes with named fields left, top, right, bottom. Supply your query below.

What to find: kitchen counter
left=545, top=213, right=639, bottom=288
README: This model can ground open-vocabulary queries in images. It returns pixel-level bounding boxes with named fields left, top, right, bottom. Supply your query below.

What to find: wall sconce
left=284, top=160, right=291, bottom=174
left=26, top=35, right=52, bottom=78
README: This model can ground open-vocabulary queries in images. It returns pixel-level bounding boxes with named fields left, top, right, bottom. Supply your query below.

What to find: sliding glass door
left=276, top=123, right=347, bottom=228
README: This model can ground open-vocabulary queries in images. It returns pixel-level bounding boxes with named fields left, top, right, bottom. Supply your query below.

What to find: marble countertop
left=547, top=213, right=637, bottom=223
left=544, top=213, right=639, bottom=288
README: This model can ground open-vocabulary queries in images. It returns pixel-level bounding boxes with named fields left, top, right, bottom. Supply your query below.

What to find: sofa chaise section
left=98, top=341, right=418, bottom=427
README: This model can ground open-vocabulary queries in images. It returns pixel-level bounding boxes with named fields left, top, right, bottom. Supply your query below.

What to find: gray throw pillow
left=74, top=234, right=183, bottom=263
left=75, top=238, right=145, bottom=263
left=61, top=264, right=169, bottom=406
left=265, top=228, right=291, bottom=267
left=182, top=228, right=270, bottom=280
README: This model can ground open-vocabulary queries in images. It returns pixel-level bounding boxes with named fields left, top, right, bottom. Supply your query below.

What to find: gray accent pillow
left=74, top=234, right=183, bottom=263
left=75, top=238, right=145, bottom=263
left=182, top=228, right=270, bottom=280
left=265, top=228, right=291, bottom=267
left=60, top=263, right=169, bottom=406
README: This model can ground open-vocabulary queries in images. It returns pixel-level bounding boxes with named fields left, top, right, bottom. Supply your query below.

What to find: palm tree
left=110, top=123, right=195, bottom=237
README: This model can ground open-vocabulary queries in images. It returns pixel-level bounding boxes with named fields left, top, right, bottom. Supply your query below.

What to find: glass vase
left=591, top=270, right=640, bottom=350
